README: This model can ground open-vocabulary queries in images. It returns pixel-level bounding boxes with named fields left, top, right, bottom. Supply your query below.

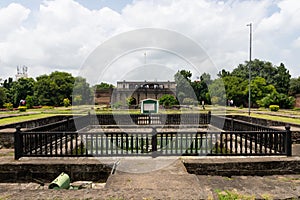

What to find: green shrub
left=269, top=105, right=279, bottom=112
left=159, top=94, right=178, bottom=107
left=42, top=106, right=54, bottom=109
left=182, top=97, right=197, bottom=105
left=63, top=98, right=71, bottom=107
left=3, top=102, right=13, bottom=111
left=126, top=96, right=136, bottom=106
left=112, top=101, right=122, bottom=109
left=25, top=95, right=34, bottom=109
left=18, top=106, right=27, bottom=112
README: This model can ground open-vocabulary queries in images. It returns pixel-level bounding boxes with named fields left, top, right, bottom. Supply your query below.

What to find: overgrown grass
left=215, top=189, right=255, bottom=200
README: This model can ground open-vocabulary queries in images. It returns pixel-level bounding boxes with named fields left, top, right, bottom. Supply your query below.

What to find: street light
left=247, top=23, right=252, bottom=116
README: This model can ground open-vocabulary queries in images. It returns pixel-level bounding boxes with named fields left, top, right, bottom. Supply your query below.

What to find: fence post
left=14, top=125, right=22, bottom=160
left=208, top=111, right=211, bottom=124
left=285, top=124, right=292, bottom=156
left=151, top=127, right=157, bottom=157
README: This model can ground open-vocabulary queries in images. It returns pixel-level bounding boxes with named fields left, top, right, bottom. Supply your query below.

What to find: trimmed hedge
left=18, top=106, right=27, bottom=112
left=269, top=105, right=279, bottom=112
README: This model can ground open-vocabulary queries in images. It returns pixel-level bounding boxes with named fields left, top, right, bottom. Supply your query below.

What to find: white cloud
left=0, top=0, right=300, bottom=83
left=0, top=3, right=30, bottom=39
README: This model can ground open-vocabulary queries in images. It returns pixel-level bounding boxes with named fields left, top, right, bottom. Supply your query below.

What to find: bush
left=126, top=96, right=136, bottom=106
left=182, top=98, right=197, bottom=105
left=63, top=98, right=71, bottom=107
left=25, top=95, right=34, bottom=109
left=159, top=95, right=178, bottom=107
left=42, top=106, right=54, bottom=109
left=18, top=106, right=27, bottom=112
left=3, top=103, right=13, bottom=111
left=112, top=101, right=122, bottom=109
left=269, top=105, right=279, bottom=112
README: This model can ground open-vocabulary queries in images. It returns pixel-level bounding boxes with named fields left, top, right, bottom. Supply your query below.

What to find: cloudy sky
left=1, top=0, right=300, bottom=85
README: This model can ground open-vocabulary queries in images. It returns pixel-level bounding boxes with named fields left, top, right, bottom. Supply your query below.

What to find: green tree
left=10, top=78, right=35, bottom=106
left=25, top=95, right=34, bottom=109
left=126, top=96, right=136, bottom=106
left=244, top=77, right=276, bottom=107
left=223, top=76, right=248, bottom=107
left=94, top=82, right=114, bottom=89
left=191, top=73, right=211, bottom=104
left=2, top=77, right=14, bottom=103
left=273, top=63, right=291, bottom=94
left=230, top=59, right=291, bottom=95
left=174, top=70, right=196, bottom=103
left=73, top=76, right=91, bottom=105
left=0, top=87, right=7, bottom=108
left=159, top=94, right=178, bottom=107
left=289, top=77, right=300, bottom=96
left=63, top=98, right=71, bottom=107
left=34, top=71, right=75, bottom=106
left=257, top=92, right=295, bottom=109
left=208, top=78, right=226, bottom=105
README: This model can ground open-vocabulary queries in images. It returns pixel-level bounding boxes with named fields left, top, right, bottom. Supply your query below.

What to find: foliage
left=73, top=95, right=82, bottom=106
left=25, top=95, right=34, bottom=109
left=3, top=102, right=13, bottom=111
left=215, top=189, right=254, bottom=200
left=34, top=71, right=75, bottom=106
left=18, top=106, right=27, bottom=112
left=229, top=59, right=291, bottom=95
left=159, top=94, right=178, bottom=107
left=191, top=74, right=210, bottom=104
left=94, top=82, right=115, bottom=89
left=245, top=77, right=276, bottom=107
left=112, top=101, right=122, bottom=109
left=289, top=77, right=300, bottom=96
left=10, top=78, right=35, bottom=107
left=222, top=76, right=247, bottom=106
left=0, top=87, right=7, bottom=108
left=174, top=70, right=197, bottom=102
left=182, top=97, right=197, bottom=105
left=257, top=92, right=295, bottom=109
left=208, top=78, right=226, bottom=105
left=126, top=96, right=136, bottom=106
left=269, top=105, right=279, bottom=112
left=63, top=98, right=71, bottom=107
left=73, top=76, right=91, bottom=105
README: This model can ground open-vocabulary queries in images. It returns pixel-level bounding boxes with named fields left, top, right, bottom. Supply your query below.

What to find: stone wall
left=0, top=131, right=14, bottom=148
left=0, top=163, right=112, bottom=183
left=184, top=159, right=300, bottom=176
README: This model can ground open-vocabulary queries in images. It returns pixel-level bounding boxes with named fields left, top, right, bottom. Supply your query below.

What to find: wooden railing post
left=14, top=125, right=22, bottom=160
left=285, top=124, right=292, bottom=156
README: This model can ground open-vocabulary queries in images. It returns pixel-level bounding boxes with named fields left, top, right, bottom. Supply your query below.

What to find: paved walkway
left=0, top=147, right=300, bottom=199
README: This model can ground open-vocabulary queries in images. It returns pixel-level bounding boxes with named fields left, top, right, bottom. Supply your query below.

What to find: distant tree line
left=175, top=59, right=299, bottom=109
left=1, top=59, right=299, bottom=109
left=0, top=71, right=113, bottom=108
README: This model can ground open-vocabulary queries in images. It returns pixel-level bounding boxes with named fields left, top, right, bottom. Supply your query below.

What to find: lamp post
left=247, top=23, right=252, bottom=116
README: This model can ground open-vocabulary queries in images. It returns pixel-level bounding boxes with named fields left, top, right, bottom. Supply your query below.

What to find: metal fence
left=211, top=115, right=279, bottom=132
left=14, top=127, right=291, bottom=159
left=14, top=113, right=292, bottom=159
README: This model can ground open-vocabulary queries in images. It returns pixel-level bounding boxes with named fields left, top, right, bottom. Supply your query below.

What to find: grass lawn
left=0, top=113, right=56, bottom=126
left=0, top=105, right=299, bottom=125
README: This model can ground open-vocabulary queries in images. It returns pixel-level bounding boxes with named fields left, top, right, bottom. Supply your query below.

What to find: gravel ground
left=1, top=159, right=300, bottom=200
left=1, top=174, right=300, bottom=200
